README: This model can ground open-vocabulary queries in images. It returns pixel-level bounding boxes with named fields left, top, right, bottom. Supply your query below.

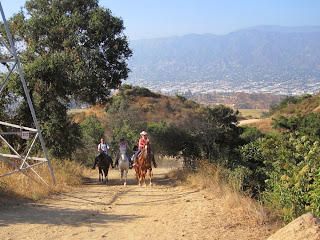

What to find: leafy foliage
left=239, top=125, right=264, bottom=144
left=80, top=115, right=104, bottom=148
left=267, top=94, right=313, bottom=116
left=261, top=134, right=320, bottom=222
left=273, top=113, right=320, bottom=138
left=147, top=121, right=198, bottom=158
left=0, top=0, right=131, bottom=159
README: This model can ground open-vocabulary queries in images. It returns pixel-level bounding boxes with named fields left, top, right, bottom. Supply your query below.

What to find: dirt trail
left=0, top=161, right=273, bottom=240
left=238, top=119, right=262, bottom=126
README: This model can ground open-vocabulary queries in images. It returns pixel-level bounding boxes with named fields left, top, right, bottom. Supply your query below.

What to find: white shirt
left=119, top=143, right=127, bottom=152
left=98, top=143, right=109, bottom=154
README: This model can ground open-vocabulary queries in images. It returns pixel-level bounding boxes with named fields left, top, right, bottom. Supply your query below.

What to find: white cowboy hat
left=140, top=131, right=147, bottom=136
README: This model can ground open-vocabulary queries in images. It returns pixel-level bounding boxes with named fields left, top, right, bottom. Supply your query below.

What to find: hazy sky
left=2, top=0, right=320, bottom=40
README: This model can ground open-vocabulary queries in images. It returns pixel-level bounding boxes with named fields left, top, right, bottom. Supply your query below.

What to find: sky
left=1, top=0, right=320, bottom=40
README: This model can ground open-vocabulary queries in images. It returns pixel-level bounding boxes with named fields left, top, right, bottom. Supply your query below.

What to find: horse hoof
left=124, top=182, right=127, bottom=186
left=150, top=183, right=153, bottom=187
left=139, top=183, right=141, bottom=186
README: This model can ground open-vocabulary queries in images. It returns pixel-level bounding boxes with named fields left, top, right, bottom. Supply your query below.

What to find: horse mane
left=142, top=141, right=151, bottom=153
left=139, top=141, right=151, bottom=165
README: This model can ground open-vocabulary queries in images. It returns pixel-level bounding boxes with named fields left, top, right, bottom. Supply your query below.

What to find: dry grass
left=72, top=104, right=107, bottom=124
left=169, top=161, right=283, bottom=232
left=247, top=118, right=276, bottom=134
left=0, top=159, right=87, bottom=204
left=238, top=109, right=269, bottom=119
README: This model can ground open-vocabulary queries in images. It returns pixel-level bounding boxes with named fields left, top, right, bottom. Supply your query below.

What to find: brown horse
left=136, top=141, right=153, bottom=186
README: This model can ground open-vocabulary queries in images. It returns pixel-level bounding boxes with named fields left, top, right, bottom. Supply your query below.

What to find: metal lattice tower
left=0, top=2, right=56, bottom=186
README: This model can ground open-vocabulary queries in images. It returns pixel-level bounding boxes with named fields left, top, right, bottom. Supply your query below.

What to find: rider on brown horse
left=132, top=131, right=157, bottom=168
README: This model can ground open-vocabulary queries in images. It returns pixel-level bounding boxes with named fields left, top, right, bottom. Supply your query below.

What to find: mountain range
left=126, top=26, right=320, bottom=96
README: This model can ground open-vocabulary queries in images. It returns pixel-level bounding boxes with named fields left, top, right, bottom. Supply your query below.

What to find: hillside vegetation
left=241, top=92, right=320, bottom=222
left=71, top=85, right=241, bottom=165
left=246, top=93, right=320, bottom=132
left=272, top=93, right=320, bottom=116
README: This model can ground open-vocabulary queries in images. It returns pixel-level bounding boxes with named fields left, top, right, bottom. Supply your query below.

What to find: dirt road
left=238, top=119, right=261, bottom=126
left=0, top=161, right=273, bottom=240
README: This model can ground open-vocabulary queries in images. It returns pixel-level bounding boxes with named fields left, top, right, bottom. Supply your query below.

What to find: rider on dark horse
left=92, top=138, right=114, bottom=169
left=132, top=131, right=157, bottom=168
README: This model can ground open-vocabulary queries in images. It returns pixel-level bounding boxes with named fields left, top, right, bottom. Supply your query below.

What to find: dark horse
left=136, top=141, right=153, bottom=186
left=96, top=152, right=112, bottom=182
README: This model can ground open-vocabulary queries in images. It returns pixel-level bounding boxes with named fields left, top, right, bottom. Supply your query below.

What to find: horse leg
left=142, top=169, right=146, bottom=186
left=149, top=169, right=152, bottom=186
left=104, top=167, right=109, bottom=182
left=99, top=168, right=102, bottom=182
left=124, top=169, right=128, bottom=186
left=138, top=168, right=142, bottom=186
left=135, top=167, right=139, bottom=180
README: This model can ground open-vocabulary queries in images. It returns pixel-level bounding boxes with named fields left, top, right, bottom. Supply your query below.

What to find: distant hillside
left=127, top=25, right=320, bottom=95
left=273, top=92, right=320, bottom=116
left=189, top=92, right=284, bottom=109
left=73, top=86, right=201, bottom=127
left=244, top=92, right=320, bottom=133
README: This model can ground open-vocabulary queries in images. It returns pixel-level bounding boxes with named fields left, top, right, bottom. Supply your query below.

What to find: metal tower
left=0, top=2, right=56, bottom=186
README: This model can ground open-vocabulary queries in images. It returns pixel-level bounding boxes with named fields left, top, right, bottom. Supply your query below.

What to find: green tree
left=1, top=0, right=132, bottom=158
left=238, top=138, right=267, bottom=193
left=239, top=125, right=263, bottom=144
left=80, top=115, right=104, bottom=148
left=73, top=114, right=104, bottom=164
left=147, top=121, right=197, bottom=157
left=241, top=131, right=320, bottom=222
left=192, top=105, right=240, bottom=160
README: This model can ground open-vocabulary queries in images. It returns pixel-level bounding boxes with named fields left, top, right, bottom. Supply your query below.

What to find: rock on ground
left=267, top=212, right=320, bottom=240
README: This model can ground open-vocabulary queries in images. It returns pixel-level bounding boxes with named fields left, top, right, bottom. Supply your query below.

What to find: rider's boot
left=132, top=158, right=138, bottom=167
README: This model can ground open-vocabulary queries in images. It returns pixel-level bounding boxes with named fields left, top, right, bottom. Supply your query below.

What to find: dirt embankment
left=1, top=161, right=275, bottom=240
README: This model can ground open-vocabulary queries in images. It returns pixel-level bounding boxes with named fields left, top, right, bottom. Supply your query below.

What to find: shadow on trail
left=0, top=204, right=141, bottom=227
left=86, top=168, right=178, bottom=187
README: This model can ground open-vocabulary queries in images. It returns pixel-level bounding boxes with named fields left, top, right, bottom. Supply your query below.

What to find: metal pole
left=0, top=2, right=56, bottom=185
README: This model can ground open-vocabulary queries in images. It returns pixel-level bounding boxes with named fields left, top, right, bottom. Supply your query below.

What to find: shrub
left=121, top=84, right=133, bottom=90
left=261, top=134, right=320, bottom=222
left=77, top=115, right=104, bottom=164
left=240, top=126, right=264, bottom=144
left=175, top=94, right=187, bottom=102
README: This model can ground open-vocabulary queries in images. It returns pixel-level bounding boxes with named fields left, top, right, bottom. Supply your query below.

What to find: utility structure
left=0, top=2, right=56, bottom=186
